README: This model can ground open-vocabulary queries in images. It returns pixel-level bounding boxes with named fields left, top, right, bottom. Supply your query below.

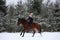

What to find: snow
left=6, top=0, right=27, bottom=6
left=0, top=32, right=60, bottom=40
left=6, top=0, right=56, bottom=6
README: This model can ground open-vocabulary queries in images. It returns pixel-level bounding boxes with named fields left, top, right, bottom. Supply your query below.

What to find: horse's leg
left=39, top=28, right=41, bottom=34
left=39, top=31, right=42, bottom=36
left=20, top=29, right=23, bottom=36
left=38, top=26, right=42, bottom=36
left=22, top=29, right=25, bottom=37
left=20, top=31, right=22, bottom=36
left=32, top=30, right=35, bottom=37
left=22, top=31, right=25, bottom=37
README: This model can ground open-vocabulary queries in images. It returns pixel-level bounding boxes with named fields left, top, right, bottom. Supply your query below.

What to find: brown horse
left=17, top=18, right=41, bottom=37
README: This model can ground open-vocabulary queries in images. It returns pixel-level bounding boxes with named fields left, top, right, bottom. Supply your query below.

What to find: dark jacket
left=28, top=16, right=33, bottom=24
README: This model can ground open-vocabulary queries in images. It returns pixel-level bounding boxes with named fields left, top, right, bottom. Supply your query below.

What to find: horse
left=17, top=18, right=41, bottom=37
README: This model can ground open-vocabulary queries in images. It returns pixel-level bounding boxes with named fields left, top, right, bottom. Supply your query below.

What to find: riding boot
left=27, top=23, right=30, bottom=33
left=27, top=23, right=31, bottom=32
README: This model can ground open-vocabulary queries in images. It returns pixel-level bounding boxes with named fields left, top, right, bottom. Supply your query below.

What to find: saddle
left=27, top=19, right=33, bottom=26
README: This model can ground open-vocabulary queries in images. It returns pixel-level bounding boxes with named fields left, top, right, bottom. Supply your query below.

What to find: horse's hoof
left=20, top=34, right=21, bottom=36
left=22, top=36, right=24, bottom=37
left=32, top=36, right=34, bottom=37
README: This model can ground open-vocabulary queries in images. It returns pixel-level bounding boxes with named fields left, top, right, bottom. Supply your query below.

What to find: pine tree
left=0, top=0, right=7, bottom=16
left=0, top=0, right=7, bottom=32
left=27, top=0, right=42, bottom=15
left=16, top=0, right=24, bottom=18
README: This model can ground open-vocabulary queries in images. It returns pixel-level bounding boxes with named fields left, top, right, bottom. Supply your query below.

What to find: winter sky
left=6, top=0, right=56, bottom=6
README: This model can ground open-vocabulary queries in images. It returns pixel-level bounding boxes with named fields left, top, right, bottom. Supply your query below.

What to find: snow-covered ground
left=0, top=32, right=60, bottom=40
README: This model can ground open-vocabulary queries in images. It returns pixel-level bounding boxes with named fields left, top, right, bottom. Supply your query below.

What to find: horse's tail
left=39, top=24, right=41, bottom=34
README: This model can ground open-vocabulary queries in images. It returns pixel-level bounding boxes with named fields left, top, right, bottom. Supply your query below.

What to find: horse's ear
left=19, top=18, right=21, bottom=20
left=17, top=15, right=21, bottom=19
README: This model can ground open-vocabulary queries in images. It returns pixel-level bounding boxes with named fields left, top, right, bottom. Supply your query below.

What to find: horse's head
left=17, top=18, right=22, bottom=26
left=17, top=18, right=27, bottom=26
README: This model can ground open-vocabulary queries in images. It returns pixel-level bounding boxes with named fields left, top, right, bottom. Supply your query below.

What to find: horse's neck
left=21, top=19, right=28, bottom=26
left=21, top=22, right=27, bottom=26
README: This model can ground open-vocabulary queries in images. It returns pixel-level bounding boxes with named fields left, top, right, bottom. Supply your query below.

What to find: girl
left=28, top=12, right=33, bottom=26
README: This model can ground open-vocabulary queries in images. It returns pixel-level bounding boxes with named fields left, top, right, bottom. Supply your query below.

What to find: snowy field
left=0, top=32, right=60, bottom=40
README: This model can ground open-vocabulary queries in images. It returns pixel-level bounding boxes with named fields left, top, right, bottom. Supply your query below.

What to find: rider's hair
left=29, top=12, right=33, bottom=15
left=29, top=12, right=32, bottom=13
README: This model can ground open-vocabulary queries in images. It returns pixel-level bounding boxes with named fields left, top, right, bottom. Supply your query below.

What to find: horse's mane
left=19, top=18, right=27, bottom=22
left=21, top=18, right=27, bottom=22
left=18, top=18, right=39, bottom=24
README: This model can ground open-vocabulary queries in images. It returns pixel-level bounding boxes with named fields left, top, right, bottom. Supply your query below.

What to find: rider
left=28, top=12, right=33, bottom=26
